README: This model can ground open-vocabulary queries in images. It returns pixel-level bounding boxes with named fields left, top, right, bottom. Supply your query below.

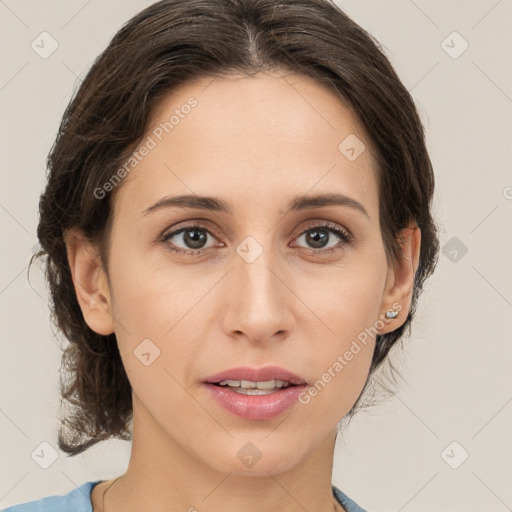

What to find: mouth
left=211, top=379, right=297, bottom=395
left=203, top=366, right=308, bottom=420
left=204, top=365, right=307, bottom=389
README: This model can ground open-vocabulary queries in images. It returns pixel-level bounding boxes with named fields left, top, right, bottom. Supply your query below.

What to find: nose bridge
left=236, top=234, right=284, bottom=311
left=223, top=233, right=294, bottom=342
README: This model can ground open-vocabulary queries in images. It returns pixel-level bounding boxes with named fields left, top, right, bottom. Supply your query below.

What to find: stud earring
left=385, top=309, right=399, bottom=319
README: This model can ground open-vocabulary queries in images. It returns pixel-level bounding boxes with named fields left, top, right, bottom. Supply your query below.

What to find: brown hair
left=30, top=0, right=439, bottom=455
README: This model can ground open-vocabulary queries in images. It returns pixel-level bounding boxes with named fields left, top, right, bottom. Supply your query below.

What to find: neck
left=101, top=396, right=341, bottom=512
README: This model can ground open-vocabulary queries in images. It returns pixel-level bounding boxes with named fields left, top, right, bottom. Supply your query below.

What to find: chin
left=202, top=435, right=315, bottom=477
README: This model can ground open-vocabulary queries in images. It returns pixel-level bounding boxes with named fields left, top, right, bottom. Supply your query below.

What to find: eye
left=293, top=222, right=353, bottom=253
left=161, top=221, right=353, bottom=257
left=162, top=225, right=220, bottom=255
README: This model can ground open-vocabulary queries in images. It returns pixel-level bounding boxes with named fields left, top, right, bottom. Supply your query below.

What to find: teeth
left=231, top=388, right=276, bottom=395
left=256, top=380, right=275, bottom=390
left=217, top=379, right=290, bottom=389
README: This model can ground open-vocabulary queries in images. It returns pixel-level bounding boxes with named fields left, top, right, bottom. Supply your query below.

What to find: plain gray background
left=1, top=1, right=511, bottom=511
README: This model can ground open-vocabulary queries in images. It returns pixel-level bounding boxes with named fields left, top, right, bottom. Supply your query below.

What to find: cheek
left=296, top=313, right=376, bottom=424
left=106, top=247, right=210, bottom=396
left=109, top=263, right=204, bottom=425
left=302, top=250, right=387, bottom=340
left=296, top=255, right=386, bottom=408
left=108, top=242, right=207, bottom=337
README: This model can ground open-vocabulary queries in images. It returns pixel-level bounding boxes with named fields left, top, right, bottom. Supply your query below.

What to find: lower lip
left=204, top=383, right=306, bottom=420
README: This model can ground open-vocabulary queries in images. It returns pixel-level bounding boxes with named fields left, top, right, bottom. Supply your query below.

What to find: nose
left=221, top=244, right=295, bottom=345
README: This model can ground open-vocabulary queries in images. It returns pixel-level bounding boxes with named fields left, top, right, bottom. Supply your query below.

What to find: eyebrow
left=140, top=192, right=369, bottom=218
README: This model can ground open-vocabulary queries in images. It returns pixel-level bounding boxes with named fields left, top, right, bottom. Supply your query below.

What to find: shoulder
left=2, top=481, right=101, bottom=512
left=332, top=484, right=369, bottom=512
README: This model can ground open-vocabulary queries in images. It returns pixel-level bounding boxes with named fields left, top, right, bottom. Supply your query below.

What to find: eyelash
left=160, top=221, right=353, bottom=257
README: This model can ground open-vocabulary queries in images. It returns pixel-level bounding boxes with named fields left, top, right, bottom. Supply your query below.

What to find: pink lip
left=203, top=365, right=307, bottom=421
left=204, top=365, right=307, bottom=385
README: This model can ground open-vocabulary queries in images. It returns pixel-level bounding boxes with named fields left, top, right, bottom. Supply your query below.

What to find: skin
left=64, top=70, right=421, bottom=512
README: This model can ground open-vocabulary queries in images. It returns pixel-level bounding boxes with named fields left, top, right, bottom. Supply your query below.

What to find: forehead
left=112, top=71, right=379, bottom=221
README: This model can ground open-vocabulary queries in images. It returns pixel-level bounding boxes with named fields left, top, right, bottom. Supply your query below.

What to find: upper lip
left=204, top=365, right=307, bottom=385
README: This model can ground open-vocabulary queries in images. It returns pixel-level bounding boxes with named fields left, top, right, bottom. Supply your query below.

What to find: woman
left=5, top=0, right=439, bottom=511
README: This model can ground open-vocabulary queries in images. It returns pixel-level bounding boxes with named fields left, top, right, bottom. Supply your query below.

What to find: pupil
left=307, top=229, right=328, bottom=249
left=184, top=229, right=206, bottom=249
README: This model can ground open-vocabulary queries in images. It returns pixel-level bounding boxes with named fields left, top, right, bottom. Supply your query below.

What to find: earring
left=385, top=309, right=399, bottom=319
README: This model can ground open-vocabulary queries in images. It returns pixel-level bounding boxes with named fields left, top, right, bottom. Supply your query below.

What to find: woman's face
left=70, top=71, right=415, bottom=476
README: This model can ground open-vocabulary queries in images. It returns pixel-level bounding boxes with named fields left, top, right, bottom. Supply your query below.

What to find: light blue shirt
left=2, top=480, right=368, bottom=512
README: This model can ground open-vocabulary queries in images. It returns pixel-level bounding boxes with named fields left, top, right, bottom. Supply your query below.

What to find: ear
left=63, top=227, right=115, bottom=336
left=377, top=221, right=421, bottom=334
